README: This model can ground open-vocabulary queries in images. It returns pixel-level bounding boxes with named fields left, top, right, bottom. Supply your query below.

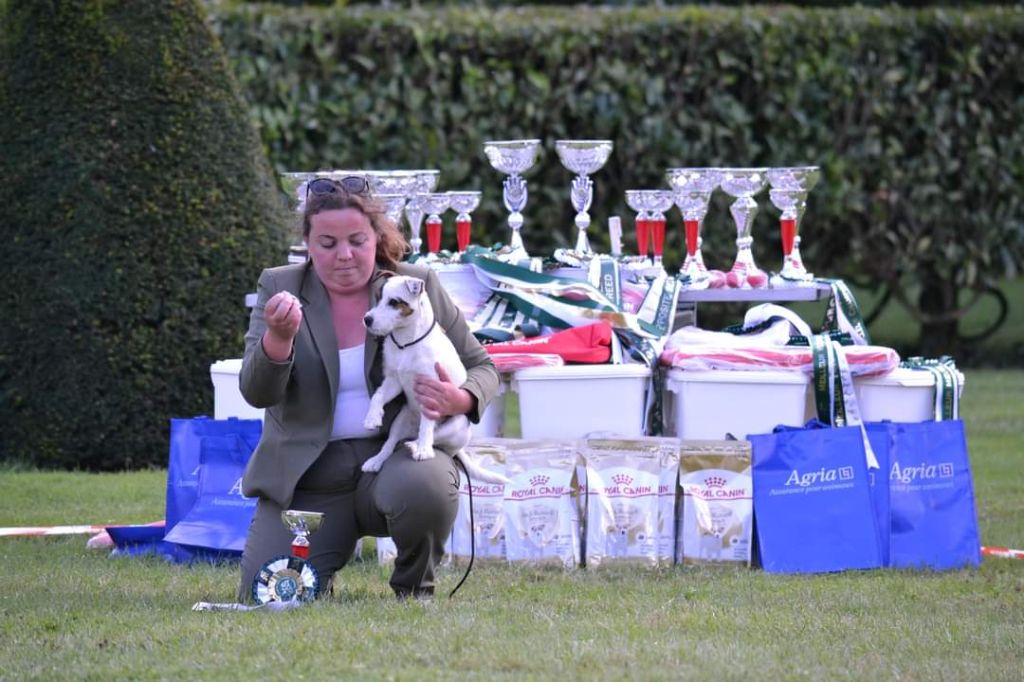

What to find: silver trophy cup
left=624, top=189, right=674, bottom=272
left=483, top=139, right=543, bottom=257
left=369, top=170, right=440, bottom=253
left=554, top=139, right=614, bottom=256
left=719, top=168, right=770, bottom=288
left=447, top=190, right=482, bottom=253
left=421, top=192, right=452, bottom=259
left=667, top=167, right=723, bottom=288
left=767, top=166, right=821, bottom=282
left=252, top=510, right=324, bottom=604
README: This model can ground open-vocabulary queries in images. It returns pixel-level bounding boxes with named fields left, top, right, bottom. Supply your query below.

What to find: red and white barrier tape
left=0, top=520, right=164, bottom=538
left=0, top=525, right=109, bottom=537
left=981, top=546, right=1024, bottom=560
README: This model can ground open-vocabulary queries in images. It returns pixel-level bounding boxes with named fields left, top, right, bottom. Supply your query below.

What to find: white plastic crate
left=511, top=364, right=651, bottom=439
left=663, top=368, right=812, bottom=440
left=472, top=375, right=507, bottom=440
left=210, top=359, right=264, bottom=421
left=854, top=367, right=966, bottom=423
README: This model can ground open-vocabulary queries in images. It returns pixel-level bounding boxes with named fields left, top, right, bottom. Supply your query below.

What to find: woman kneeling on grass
left=237, top=176, right=498, bottom=602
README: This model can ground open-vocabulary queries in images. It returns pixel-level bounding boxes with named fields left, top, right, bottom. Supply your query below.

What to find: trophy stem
left=426, top=216, right=442, bottom=254
left=781, top=234, right=813, bottom=280
left=291, top=536, right=310, bottom=559
left=781, top=217, right=797, bottom=256
left=574, top=224, right=591, bottom=254
left=681, top=234, right=710, bottom=287
left=651, top=215, right=666, bottom=263
left=509, top=220, right=525, bottom=252
left=684, top=219, right=700, bottom=258
left=405, top=198, right=426, bottom=255
left=456, top=215, right=471, bottom=252
left=730, top=196, right=758, bottom=241
left=635, top=216, right=650, bottom=259
left=731, top=237, right=758, bottom=270
left=570, top=175, right=595, bottom=255
left=503, top=174, right=528, bottom=256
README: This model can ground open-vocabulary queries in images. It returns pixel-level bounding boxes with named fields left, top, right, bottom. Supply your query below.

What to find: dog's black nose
left=363, top=313, right=373, bottom=329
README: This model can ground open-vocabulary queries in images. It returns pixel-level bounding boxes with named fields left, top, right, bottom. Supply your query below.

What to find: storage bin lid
left=513, top=363, right=651, bottom=381
left=856, top=367, right=965, bottom=388
left=665, top=367, right=809, bottom=386
left=210, top=358, right=243, bottom=376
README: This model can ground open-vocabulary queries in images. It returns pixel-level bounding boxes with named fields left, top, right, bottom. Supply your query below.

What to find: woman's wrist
left=261, top=330, right=293, bottom=363
left=457, top=388, right=476, bottom=417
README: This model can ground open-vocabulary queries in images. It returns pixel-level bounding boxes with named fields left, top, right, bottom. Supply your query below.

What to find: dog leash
left=448, top=456, right=475, bottom=600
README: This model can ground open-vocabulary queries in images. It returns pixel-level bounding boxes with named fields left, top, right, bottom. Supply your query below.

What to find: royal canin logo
left=704, top=476, right=726, bottom=489
left=529, top=475, right=549, bottom=487
left=611, top=473, right=633, bottom=486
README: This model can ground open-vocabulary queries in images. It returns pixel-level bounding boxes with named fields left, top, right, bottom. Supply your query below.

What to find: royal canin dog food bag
left=582, top=438, right=678, bottom=568
left=450, top=440, right=509, bottom=563
left=503, top=440, right=581, bottom=568
left=677, top=440, right=753, bottom=566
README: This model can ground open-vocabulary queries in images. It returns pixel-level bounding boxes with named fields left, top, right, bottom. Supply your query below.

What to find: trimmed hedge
left=215, top=5, right=1024, bottom=354
left=0, top=0, right=290, bottom=469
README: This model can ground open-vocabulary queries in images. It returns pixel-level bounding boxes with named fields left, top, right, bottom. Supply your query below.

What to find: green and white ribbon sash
left=816, top=278, right=872, bottom=346
left=901, top=356, right=961, bottom=421
left=464, top=250, right=681, bottom=435
left=810, top=333, right=880, bottom=470
left=464, top=249, right=678, bottom=343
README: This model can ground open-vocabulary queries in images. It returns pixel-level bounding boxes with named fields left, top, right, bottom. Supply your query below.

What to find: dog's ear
left=404, top=277, right=424, bottom=298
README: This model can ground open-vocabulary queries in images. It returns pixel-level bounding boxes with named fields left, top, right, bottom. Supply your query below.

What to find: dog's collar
left=389, top=318, right=437, bottom=350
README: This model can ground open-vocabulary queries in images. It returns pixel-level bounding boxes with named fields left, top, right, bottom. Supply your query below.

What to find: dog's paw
left=363, top=409, right=384, bottom=430
left=406, top=440, right=436, bottom=461
left=361, top=454, right=386, bottom=473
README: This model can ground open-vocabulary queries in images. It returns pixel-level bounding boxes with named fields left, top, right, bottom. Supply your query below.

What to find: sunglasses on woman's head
left=305, top=175, right=370, bottom=199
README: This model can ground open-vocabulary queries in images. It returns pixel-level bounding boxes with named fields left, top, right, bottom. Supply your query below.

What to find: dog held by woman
left=361, top=275, right=509, bottom=485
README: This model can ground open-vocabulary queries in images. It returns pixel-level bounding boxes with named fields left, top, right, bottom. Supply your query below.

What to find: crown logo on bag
left=704, top=476, right=727, bottom=489
left=529, top=475, right=549, bottom=487
left=612, top=474, right=633, bottom=486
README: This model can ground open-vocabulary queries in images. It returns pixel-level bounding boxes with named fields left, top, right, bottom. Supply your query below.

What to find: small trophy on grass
left=251, top=510, right=324, bottom=605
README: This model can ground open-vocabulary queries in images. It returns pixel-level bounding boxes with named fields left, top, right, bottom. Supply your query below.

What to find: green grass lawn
left=1, top=370, right=1022, bottom=680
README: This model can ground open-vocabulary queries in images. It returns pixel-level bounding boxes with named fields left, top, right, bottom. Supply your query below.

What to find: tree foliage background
left=0, top=0, right=289, bottom=469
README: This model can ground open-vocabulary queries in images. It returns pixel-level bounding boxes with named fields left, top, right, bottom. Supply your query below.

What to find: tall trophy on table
left=667, top=167, right=723, bottom=289
left=252, top=510, right=324, bottom=604
left=767, top=166, right=820, bottom=285
left=370, top=170, right=440, bottom=254
left=422, top=193, right=451, bottom=261
left=483, top=139, right=543, bottom=259
left=624, top=189, right=674, bottom=275
left=377, top=193, right=410, bottom=230
left=447, top=191, right=482, bottom=254
left=719, top=168, right=770, bottom=289
left=554, top=139, right=614, bottom=256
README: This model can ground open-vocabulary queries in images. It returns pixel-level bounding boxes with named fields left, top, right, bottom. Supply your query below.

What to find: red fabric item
left=485, top=322, right=613, bottom=364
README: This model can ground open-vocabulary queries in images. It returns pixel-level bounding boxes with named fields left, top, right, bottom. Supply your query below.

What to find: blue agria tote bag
left=165, top=417, right=261, bottom=532
left=164, top=428, right=261, bottom=553
left=866, top=420, right=980, bottom=570
left=748, top=423, right=883, bottom=574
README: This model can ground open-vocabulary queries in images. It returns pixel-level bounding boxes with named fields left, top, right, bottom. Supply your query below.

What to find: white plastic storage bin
left=511, top=364, right=651, bottom=439
left=210, top=359, right=264, bottom=421
left=663, top=368, right=812, bottom=440
left=472, top=375, right=508, bottom=440
left=854, top=368, right=965, bottom=423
